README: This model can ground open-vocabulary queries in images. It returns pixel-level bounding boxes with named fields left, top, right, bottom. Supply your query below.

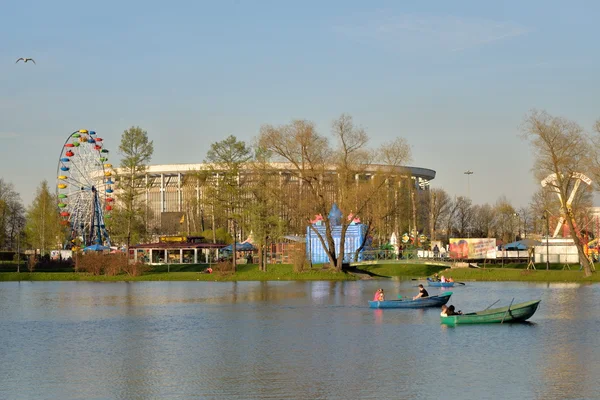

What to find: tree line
left=5, top=110, right=600, bottom=276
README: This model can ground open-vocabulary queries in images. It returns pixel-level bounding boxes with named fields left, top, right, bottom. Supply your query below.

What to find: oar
left=455, top=281, right=466, bottom=285
left=500, top=298, right=514, bottom=324
left=483, top=299, right=500, bottom=311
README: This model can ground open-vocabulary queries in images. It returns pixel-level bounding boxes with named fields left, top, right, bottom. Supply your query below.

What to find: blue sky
left=1, top=0, right=599, bottom=208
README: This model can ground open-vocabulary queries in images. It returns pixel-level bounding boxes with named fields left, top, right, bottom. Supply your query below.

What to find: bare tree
left=445, top=198, right=459, bottom=241
left=454, top=196, right=473, bottom=237
left=259, top=115, right=412, bottom=271
left=591, top=119, right=600, bottom=186
left=471, top=204, right=494, bottom=238
left=429, top=188, right=452, bottom=241
left=522, top=110, right=593, bottom=276
left=529, top=188, right=557, bottom=235
left=517, top=206, right=531, bottom=239
left=493, top=196, right=518, bottom=244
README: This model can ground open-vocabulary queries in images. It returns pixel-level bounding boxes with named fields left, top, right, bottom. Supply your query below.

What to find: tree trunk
left=126, top=209, right=132, bottom=262
left=41, top=194, right=46, bottom=255
left=353, top=221, right=372, bottom=262
left=429, top=193, right=436, bottom=241
left=309, top=223, right=337, bottom=270
left=335, top=223, right=350, bottom=272
left=326, top=223, right=341, bottom=272
left=566, top=215, right=592, bottom=276
left=185, top=210, right=190, bottom=235
left=232, top=220, right=237, bottom=273
left=262, top=235, right=268, bottom=272
left=211, top=206, right=216, bottom=244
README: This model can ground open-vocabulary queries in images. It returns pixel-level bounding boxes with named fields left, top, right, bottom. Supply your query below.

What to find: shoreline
left=0, top=263, right=598, bottom=283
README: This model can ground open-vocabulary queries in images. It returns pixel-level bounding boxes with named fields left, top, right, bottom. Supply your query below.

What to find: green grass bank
left=361, top=263, right=600, bottom=283
left=0, top=262, right=598, bottom=283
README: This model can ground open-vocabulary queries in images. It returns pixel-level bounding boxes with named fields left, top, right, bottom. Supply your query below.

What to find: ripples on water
left=0, top=281, right=598, bottom=400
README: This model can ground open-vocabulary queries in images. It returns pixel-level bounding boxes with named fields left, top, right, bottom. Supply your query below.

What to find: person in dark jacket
left=446, top=305, right=462, bottom=315
left=413, top=284, right=429, bottom=300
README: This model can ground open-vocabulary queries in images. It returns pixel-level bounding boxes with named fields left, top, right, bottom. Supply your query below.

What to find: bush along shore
left=0, top=262, right=598, bottom=282
left=0, top=262, right=354, bottom=282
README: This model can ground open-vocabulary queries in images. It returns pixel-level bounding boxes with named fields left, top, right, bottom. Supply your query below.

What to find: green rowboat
left=440, top=299, right=541, bottom=325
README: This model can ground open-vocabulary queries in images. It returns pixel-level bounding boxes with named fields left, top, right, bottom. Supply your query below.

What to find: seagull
left=16, top=58, right=36, bottom=64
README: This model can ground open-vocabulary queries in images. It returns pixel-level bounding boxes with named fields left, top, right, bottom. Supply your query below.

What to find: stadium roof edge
left=128, top=162, right=436, bottom=181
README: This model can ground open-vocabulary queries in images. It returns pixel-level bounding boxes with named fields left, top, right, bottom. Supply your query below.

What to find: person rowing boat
left=413, top=284, right=429, bottom=300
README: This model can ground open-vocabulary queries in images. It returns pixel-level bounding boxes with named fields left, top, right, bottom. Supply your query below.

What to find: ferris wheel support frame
left=56, top=129, right=113, bottom=249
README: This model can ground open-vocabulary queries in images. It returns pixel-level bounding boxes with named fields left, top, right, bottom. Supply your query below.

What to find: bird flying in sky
left=15, top=58, right=36, bottom=64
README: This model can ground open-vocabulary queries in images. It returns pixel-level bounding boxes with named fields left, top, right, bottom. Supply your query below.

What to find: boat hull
left=369, top=292, right=452, bottom=309
left=427, top=278, right=455, bottom=287
left=440, top=300, right=541, bottom=325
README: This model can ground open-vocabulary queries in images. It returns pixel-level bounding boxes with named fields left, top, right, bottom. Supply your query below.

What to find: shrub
left=0, top=251, right=16, bottom=261
left=103, top=254, right=126, bottom=276
left=75, top=252, right=104, bottom=275
left=122, top=261, right=150, bottom=276
left=34, top=256, right=74, bottom=272
left=76, top=253, right=126, bottom=276
left=214, top=260, right=234, bottom=274
left=291, top=243, right=308, bottom=273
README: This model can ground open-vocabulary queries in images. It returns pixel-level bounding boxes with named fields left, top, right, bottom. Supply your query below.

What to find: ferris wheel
left=56, top=129, right=114, bottom=249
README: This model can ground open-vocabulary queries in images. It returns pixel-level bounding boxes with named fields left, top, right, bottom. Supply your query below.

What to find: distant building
left=129, top=236, right=224, bottom=264
left=116, top=162, right=436, bottom=237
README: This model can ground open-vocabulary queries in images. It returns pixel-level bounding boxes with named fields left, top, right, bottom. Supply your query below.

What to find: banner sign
left=449, top=238, right=496, bottom=259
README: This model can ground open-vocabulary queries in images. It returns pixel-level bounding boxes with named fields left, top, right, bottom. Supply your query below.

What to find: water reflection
left=0, top=281, right=598, bottom=399
left=373, top=309, right=383, bottom=324
left=534, top=284, right=597, bottom=400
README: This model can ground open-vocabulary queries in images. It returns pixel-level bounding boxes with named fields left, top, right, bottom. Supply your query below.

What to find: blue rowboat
left=368, top=292, right=452, bottom=309
left=427, top=278, right=455, bottom=287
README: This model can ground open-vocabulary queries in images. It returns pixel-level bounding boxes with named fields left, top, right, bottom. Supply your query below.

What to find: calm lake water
left=0, top=280, right=598, bottom=400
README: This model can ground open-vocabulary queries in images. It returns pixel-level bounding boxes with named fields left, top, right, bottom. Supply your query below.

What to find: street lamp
left=464, top=170, right=473, bottom=199
left=513, top=213, right=521, bottom=241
